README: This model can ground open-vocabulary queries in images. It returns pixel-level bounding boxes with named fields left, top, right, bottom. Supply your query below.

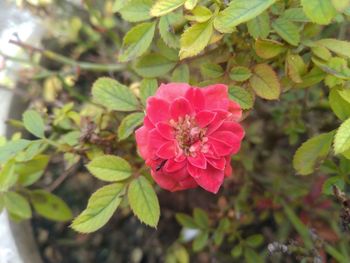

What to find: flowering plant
left=0, top=0, right=350, bottom=261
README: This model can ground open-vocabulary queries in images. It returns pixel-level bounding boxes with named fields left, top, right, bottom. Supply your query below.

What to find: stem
left=9, top=39, right=126, bottom=73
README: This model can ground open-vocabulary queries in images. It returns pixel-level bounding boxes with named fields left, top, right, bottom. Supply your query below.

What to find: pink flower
left=135, top=83, right=245, bottom=194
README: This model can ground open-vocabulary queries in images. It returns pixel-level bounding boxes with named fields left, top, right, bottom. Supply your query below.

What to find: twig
left=9, top=39, right=126, bottom=73
left=46, top=162, right=80, bottom=192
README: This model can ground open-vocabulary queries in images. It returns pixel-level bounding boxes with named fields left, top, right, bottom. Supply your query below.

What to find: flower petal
left=156, top=122, right=175, bottom=140
left=209, top=138, right=233, bottom=156
left=195, top=111, right=216, bottom=128
left=219, top=121, right=245, bottom=140
left=170, top=98, right=194, bottom=120
left=228, top=100, right=242, bottom=121
left=151, top=170, right=177, bottom=191
left=135, top=126, right=150, bottom=159
left=207, top=157, right=226, bottom=170
left=194, top=165, right=224, bottom=194
left=155, top=83, right=190, bottom=102
left=187, top=152, right=207, bottom=169
left=164, top=158, right=187, bottom=173
left=156, top=141, right=176, bottom=159
left=185, top=88, right=205, bottom=111
left=206, top=110, right=229, bottom=135
left=147, top=97, right=170, bottom=125
left=202, top=84, right=229, bottom=111
left=224, top=156, right=232, bottom=177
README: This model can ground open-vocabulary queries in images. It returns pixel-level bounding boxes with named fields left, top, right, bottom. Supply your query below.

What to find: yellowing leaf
left=272, top=18, right=300, bottom=46
left=184, top=0, right=198, bottom=10
left=329, top=89, right=350, bottom=120
left=334, top=118, right=350, bottom=154
left=119, top=22, right=156, bottom=62
left=249, top=64, right=280, bottom=100
left=71, top=183, right=125, bottom=233
left=285, top=52, right=306, bottom=83
left=254, top=39, right=285, bottom=59
left=293, top=132, right=334, bottom=175
left=179, top=20, right=213, bottom=59
left=150, top=0, right=185, bottom=17
left=214, top=0, right=276, bottom=33
left=301, top=0, right=336, bottom=25
left=128, top=176, right=160, bottom=227
left=87, top=155, right=132, bottom=182
left=92, top=77, right=139, bottom=112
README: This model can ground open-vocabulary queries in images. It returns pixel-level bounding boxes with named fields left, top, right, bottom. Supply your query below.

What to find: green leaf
left=329, top=89, right=350, bottom=120
left=272, top=18, right=300, bottom=46
left=0, top=160, right=17, bottom=192
left=92, top=77, right=139, bottom=112
left=150, top=0, right=186, bottom=17
left=193, top=208, right=209, bottom=229
left=165, top=244, right=190, bottom=263
left=338, top=88, right=350, bottom=104
left=214, top=0, right=276, bottom=33
left=134, top=53, right=176, bottom=78
left=118, top=112, right=145, bottom=141
left=171, top=64, right=190, bottom=82
left=157, top=39, right=178, bottom=61
left=176, top=213, right=198, bottom=228
left=293, top=131, right=334, bottom=175
left=229, top=66, right=252, bottom=82
left=322, top=176, right=345, bottom=195
left=119, top=22, right=156, bottom=62
left=228, top=85, right=254, bottom=110
left=200, top=63, right=224, bottom=79
left=159, top=13, right=182, bottom=49
left=71, top=183, right=125, bottom=233
left=281, top=8, right=310, bottom=22
left=118, top=0, right=153, bottom=22
left=23, top=110, right=45, bottom=138
left=179, top=20, right=213, bottom=59
left=87, top=155, right=132, bottom=182
left=315, top=39, right=350, bottom=59
left=186, top=6, right=212, bottom=22
left=246, top=234, right=264, bottom=248
left=16, top=155, right=49, bottom=186
left=231, top=245, right=242, bottom=258
left=334, top=118, right=350, bottom=154
left=30, top=190, right=72, bottom=222
left=128, top=176, right=160, bottom=227
left=192, top=231, right=209, bottom=252
left=244, top=248, right=263, bottom=263
left=254, top=39, right=285, bottom=59
left=247, top=12, right=270, bottom=39
left=295, top=67, right=326, bottom=89
left=301, top=0, right=336, bottom=25
left=140, top=78, right=158, bottom=105
left=282, top=202, right=313, bottom=249
left=249, top=64, right=280, bottom=100
left=4, top=191, right=31, bottom=220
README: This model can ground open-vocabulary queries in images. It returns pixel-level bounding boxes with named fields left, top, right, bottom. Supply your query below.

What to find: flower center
left=169, top=114, right=208, bottom=156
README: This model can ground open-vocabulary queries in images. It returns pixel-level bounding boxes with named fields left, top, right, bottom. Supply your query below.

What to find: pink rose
left=135, top=83, right=245, bottom=193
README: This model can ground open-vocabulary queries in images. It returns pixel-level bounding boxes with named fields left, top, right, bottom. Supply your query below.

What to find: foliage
left=0, top=0, right=350, bottom=261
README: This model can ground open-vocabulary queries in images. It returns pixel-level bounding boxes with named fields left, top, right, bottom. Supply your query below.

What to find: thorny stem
left=8, top=39, right=126, bottom=73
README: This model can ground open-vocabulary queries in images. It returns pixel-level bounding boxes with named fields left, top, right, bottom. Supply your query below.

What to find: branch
left=9, top=39, right=126, bottom=73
